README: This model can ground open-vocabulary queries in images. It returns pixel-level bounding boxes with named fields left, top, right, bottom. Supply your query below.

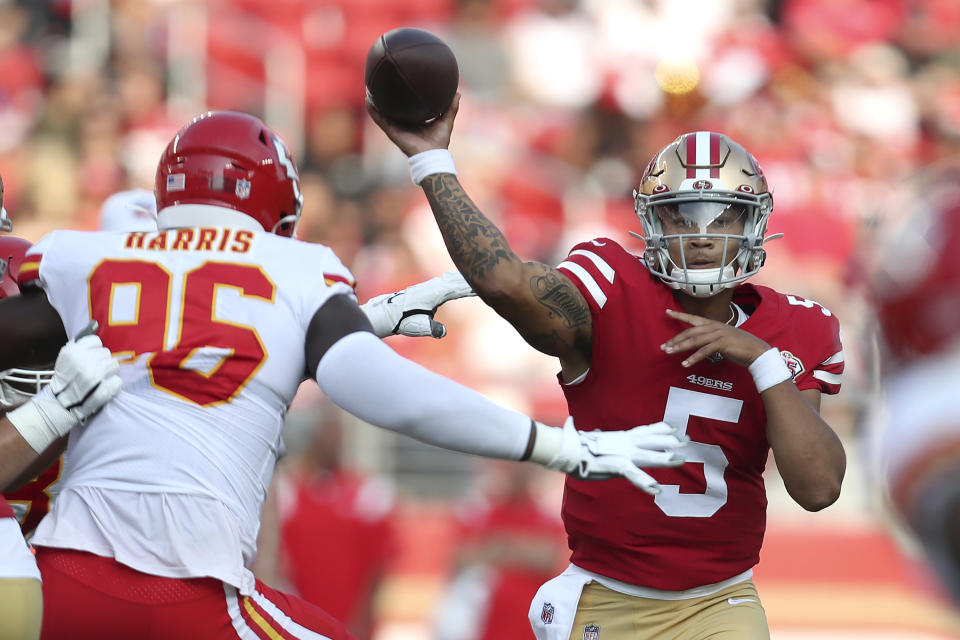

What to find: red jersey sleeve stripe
left=558, top=260, right=607, bottom=308
left=18, top=257, right=41, bottom=284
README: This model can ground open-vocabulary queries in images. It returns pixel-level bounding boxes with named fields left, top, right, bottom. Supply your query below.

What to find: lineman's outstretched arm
left=367, top=97, right=592, bottom=375
left=305, top=295, right=686, bottom=494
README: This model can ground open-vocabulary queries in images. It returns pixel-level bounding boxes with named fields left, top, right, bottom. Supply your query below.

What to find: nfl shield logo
left=583, top=624, right=600, bottom=640
left=235, top=178, right=251, bottom=199
left=540, top=603, right=554, bottom=624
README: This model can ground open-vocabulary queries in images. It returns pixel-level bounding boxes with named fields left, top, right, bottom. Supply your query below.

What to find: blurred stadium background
left=2, top=0, right=959, bottom=638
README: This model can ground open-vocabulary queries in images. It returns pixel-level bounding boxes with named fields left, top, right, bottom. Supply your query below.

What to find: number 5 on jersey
left=88, top=259, right=275, bottom=406
left=654, top=387, right=743, bottom=518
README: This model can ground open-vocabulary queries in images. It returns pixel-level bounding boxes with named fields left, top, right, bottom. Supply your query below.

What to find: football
left=364, top=27, right=459, bottom=125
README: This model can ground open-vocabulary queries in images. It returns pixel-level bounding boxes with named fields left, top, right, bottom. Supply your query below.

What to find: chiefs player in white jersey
left=369, top=97, right=847, bottom=639
left=868, top=163, right=960, bottom=606
left=0, top=111, right=686, bottom=640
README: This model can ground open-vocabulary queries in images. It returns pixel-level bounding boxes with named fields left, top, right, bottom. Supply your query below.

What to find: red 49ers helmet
left=0, top=235, right=54, bottom=408
left=870, top=163, right=960, bottom=367
left=155, top=111, right=303, bottom=237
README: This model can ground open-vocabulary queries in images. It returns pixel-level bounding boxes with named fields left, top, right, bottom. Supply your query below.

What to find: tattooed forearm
left=420, top=173, right=593, bottom=362
left=530, top=271, right=590, bottom=328
left=422, top=174, right=520, bottom=280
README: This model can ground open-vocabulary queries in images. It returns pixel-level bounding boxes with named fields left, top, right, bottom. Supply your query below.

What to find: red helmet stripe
left=710, top=132, right=721, bottom=178
left=685, top=134, right=697, bottom=179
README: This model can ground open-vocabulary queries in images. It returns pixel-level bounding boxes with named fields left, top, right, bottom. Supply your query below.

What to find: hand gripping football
left=364, top=27, right=459, bottom=125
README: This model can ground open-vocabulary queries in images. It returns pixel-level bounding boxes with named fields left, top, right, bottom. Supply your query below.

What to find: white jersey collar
left=157, top=205, right=265, bottom=232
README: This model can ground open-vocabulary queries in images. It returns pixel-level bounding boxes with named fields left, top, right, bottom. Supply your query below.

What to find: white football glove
left=531, top=417, right=687, bottom=495
left=360, top=270, right=476, bottom=339
left=8, top=322, right=122, bottom=453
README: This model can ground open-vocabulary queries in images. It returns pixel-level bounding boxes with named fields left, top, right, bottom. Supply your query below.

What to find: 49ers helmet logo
left=692, top=180, right=713, bottom=190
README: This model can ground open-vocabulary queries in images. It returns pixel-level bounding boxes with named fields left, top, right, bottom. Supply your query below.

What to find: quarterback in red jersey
left=369, top=97, right=846, bottom=639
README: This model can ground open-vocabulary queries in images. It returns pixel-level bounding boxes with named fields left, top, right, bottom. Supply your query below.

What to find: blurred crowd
left=2, top=0, right=959, bottom=637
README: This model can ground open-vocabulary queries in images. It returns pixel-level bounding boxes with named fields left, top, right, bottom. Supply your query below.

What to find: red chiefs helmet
left=0, top=235, right=54, bottom=407
left=155, top=111, right=303, bottom=237
left=870, top=163, right=960, bottom=367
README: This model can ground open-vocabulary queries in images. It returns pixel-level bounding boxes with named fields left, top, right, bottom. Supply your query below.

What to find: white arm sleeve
left=316, top=331, right=531, bottom=460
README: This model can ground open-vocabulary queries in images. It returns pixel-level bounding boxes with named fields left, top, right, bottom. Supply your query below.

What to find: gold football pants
left=568, top=579, right=769, bottom=640
left=0, top=578, right=42, bottom=640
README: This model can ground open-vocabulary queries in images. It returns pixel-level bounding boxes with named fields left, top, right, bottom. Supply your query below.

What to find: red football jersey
left=555, top=238, right=843, bottom=590
left=3, top=457, right=62, bottom=535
